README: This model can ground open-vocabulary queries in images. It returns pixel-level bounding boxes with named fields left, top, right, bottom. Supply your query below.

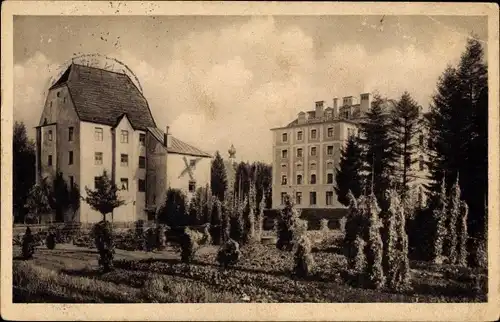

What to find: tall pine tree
left=335, top=135, right=364, bottom=206
left=359, top=93, right=397, bottom=209
left=211, top=151, right=228, bottom=202
left=426, top=37, right=488, bottom=239
left=390, top=91, right=422, bottom=197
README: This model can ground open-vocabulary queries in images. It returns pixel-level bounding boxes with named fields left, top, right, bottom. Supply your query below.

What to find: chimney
left=342, top=96, right=353, bottom=107
left=360, top=93, right=372, bottom=115
left=298, top=111, right=306, bottom=124
left=333, top=98, right=339, bottom=118
left=164, top=126, right=172, bottom=148
left=315, top=100, right=324, bottom=118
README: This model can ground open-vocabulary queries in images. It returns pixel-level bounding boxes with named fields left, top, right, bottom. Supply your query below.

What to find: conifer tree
left=457, top=200, right=469, bottom=267
left=426, top=37, right=488, bottom=240
left=211, top=151, right=228, bottom=202
left=448, top=174, right=461, bottom=264
left=364, top=193, right=385, bottom=289
left=276, top=194, right=300, bottom=251
left=390, top=91, right=422, bottom=196
left=335, top=136, right=364, bottom=206
left=433, top=177, right=448, bottom=264
left=210, top=198, right=223, bottom=245
left=384, top=190, right=400, bottom=289
left=359, top=94, right=397, bottom=209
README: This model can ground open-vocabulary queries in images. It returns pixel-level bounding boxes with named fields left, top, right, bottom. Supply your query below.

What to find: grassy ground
left=12, top=232, right=487, bottom=303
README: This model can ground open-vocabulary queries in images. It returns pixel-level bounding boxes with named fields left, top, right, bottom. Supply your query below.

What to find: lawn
left=12, top=233, right=487, bottom=303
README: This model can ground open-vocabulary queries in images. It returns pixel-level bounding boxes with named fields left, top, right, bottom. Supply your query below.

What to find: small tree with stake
left=84, top=171, right=125, bottom=272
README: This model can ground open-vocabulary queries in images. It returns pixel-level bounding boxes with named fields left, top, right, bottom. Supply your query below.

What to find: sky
left=13, top=15, right=488, bottom=163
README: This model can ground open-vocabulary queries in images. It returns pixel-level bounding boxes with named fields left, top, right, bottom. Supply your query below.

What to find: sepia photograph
left=1, top=1, right=499, bottom=321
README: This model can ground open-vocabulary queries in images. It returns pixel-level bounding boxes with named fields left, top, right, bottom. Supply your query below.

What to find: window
left=139, top=156, right=146, bottom=169
left=63, top=97, right=67, bottom=103
left=347, top=128, right=352, bottom=138
left=95, top=152, right=103, bottom=165
left=327, top=145, right=333, bottom=155
left=327, top=161, right=333, bottom=169
left=297, top=131, right=303, bottom=141
left=311, top=147, right=317, bottom=156
left=190, top=159, right=197, bottom=168
left=297, top=148, right=303, bottom=158
left=327, top=173, right=333, bottom=184
left=48, top=130, right=53, bottom=141
left=282, top=149, right=288, bottom=159
left=310, top=162, right=317, bottom=170
left=121, top=130, right=129, bottom=143
left=310, top=174, right=317, bottom=184
left=68, top=151, right=73, bottom=165
left=282, top=133, right=288, bottom=142
left=281, top=192, right=287, bottom=205
left=326, top=191, right=334, bottom=205
left=281, top=175, right=287, bottom=185
left=138, top=179, right=146, bottom=192
left=139, top=133, right=146, bottom=146
left=328, top=127, right=333, bottom=137
left=120, top=178, right=129, bottom=191
left=310, top=192, right=317, bottom=205
left=297, top=174, right=303, bottom=185
left=48, top=155, right=53, bottom=166
left=281, top=164, right=287, bottom=169
left=311, top=129, right=317, bottom=139
left=189, top=180, right=196, bottom=193
left=121, top=154, right=128, bottom=167
left=57, top=91, right=60, bottom=97
left=419, top=156, right=425, bottom=171
left=296, top=192, right=302, bottom=205
left=94, top=177, right=100, bottom=189
left=69, top=176, right=74, bottom=188
left=95, top=127, right=103, bottom=141
left=68, top=127, right=74, bottom=141
left=297, top=163, right=302, bottom=169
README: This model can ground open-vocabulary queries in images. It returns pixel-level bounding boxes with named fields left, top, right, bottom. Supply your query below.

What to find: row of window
left=281, top=145, right=334, bottom=159
left=45, top=127, right=147, bottom=145
left=282, top=127, right=335, bottom=143
left=281, top=173, right=334, bottom=185
left=94, top=177, right=146, bottom=192
left=46, top=153, right=146, bottom=168
left=281, top=191, right=335, bottom=206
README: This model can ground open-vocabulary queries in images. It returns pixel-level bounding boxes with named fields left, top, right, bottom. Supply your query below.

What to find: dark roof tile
left=53, top=64, right=156, bottom=131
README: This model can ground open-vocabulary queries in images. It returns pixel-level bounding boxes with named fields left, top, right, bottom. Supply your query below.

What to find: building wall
left=37, top=85, right=81, bottom=221
left=145, top=133, right=167, bottom=212
left=166, top=153, right=212, bottom=200
left=272, top=120, right=351, bottom=209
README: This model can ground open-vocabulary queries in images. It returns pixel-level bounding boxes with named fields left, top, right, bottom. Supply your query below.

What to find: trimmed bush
left=229, top=200, right=245, bottom=244
left=293, top=235, right=315, bottom=278
left=157, top=225, right=167, bottom=250
left=210, top=198, right=223, bottom=245
left=201, top=224, right=212, bottom=245
left=46, top=232, right=56, bottom=250
left=22, top=227, right=35, bottom=259
left=179, top=228, right=200, bottom=263
left=145, top=228, right=156, bottom=252
left=276, top=194, right=300, bottom=251
left=216, top=238, right=241, bottom=269
left=92, top=220, right=115, bottom=272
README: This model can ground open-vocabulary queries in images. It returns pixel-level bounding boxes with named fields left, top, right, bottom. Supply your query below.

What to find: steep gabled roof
left=147, top=127, right=212, bottom=158
left=50, top=63, right=156, bottom=131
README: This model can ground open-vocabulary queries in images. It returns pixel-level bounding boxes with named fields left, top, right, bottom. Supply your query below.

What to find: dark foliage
left=22, top=227, right=36, bottom=259
left=157, top=188, right=189, bottom=227
left=335, top=136, right=364, bottom=206
left=92, top=220, right=115, bottom=272
left=211, top=151, right=228, bottom=202
left=216, top=238, right=241, bottom=268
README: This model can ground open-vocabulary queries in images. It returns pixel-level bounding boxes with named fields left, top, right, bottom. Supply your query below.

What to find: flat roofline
left=270, top=118, right=361, bottom=131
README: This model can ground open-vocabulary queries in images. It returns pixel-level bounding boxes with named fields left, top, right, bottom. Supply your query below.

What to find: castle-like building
left=35, top=63, right=212, bottom=223
left=270, top=93, right=429, bottom=209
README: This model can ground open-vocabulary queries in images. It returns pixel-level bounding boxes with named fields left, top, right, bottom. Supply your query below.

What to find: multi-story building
left=270, top=93, right=429, bottom=209
left=35, top=63, right=212, bottom=224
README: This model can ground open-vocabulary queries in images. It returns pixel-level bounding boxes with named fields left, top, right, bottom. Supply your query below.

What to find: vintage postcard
left=1, top=1, right=499, bottom=321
